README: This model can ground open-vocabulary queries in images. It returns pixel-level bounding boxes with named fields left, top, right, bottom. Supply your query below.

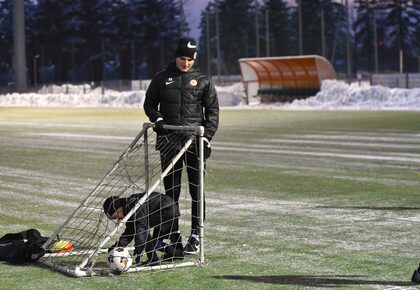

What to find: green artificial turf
left=0, top=108, right=420, bottom=289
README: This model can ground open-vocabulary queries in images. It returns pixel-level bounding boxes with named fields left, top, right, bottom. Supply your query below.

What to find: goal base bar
left=38, top=259, right=202, bottom=278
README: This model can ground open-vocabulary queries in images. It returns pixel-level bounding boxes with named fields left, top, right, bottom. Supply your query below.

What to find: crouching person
left=103, top=192, right=184, bottom=266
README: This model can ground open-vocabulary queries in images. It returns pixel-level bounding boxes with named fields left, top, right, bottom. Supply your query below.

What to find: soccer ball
left=107, top=247, right=133, bottom=273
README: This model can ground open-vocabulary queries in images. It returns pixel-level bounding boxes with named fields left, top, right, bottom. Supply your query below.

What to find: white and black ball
left=107, top=247, right=132, bottom=273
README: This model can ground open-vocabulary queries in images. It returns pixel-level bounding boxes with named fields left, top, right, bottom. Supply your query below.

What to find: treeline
left=197, top=0, right=420, bottom=76
left=1, top=0, right=419, bottom=86
left=0, top=0, right=184, bottom=84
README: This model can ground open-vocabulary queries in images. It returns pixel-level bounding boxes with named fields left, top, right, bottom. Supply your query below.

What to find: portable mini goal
left=38, top=123, right=206, bottom=277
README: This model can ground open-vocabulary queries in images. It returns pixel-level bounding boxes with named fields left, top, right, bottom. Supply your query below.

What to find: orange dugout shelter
left=238, top=55, right=336, bottom=103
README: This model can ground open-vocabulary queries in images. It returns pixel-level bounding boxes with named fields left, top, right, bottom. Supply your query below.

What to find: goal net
left=38, top=124, right=206, bottom=277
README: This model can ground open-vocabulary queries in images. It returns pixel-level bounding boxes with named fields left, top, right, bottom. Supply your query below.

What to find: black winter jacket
left=115, top=192, right=180, bottom=252
left=144, top=62, right=219, bottom=140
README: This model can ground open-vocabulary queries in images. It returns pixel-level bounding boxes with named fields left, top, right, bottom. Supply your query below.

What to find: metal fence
left=371, top=73, right=420, bottom=89
left=1, top=73, right=418, bottom=95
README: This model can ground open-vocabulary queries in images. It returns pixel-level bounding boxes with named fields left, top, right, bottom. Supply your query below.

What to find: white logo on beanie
left=187, top=41, right=196, bottom=48
left=176, top=38, right=197, bottom=59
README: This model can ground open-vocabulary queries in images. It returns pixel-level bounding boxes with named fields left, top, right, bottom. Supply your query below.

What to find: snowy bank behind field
left=280, top=80, right=420, bottom=110
left=0, top=80, right=419, bottom=110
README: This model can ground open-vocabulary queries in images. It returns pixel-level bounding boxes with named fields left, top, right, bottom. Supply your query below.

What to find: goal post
left=38, top=123, right=206, bottom=277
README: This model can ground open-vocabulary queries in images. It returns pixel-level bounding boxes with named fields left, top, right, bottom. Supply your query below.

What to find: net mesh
left=38, top=124, right=203, bottom=276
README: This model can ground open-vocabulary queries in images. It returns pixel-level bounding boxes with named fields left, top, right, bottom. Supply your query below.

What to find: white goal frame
left=38, top=123, right=206, bottom=277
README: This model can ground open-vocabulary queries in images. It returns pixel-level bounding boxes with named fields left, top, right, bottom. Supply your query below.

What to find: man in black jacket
left=103, top=192, right=183, bottom=266
left=144, top=37, right=219, bottom=254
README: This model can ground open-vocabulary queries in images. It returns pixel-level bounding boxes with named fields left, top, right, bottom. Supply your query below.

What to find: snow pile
left=1, top=84, right=145, bottom=107
left=0, top=80, right=419, bottom=110
left=282, top=80, right=420, bottom=110
left=215, top=82, right=244, bottom=107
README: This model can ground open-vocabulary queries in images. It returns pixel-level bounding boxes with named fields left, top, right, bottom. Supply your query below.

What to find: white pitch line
left=262, top=139, right=420, bottom=150
left=0, top=120, right=115, bottom=129
left=17, top=132, right=420, bottom=163
left=214, top=145, right=420, bottom=164
left=19, top=132, right=133, bottom=141
left=283, top=133, right=420, bottom=143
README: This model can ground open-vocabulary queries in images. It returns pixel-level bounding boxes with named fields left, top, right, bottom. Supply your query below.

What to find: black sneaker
left=412, top=264, right=420, bottom=283
left=184, top=234, right=199, bottom=254
left=162, top=244, right=184, bottom=261
left=161, top=232, right=184, bottom=261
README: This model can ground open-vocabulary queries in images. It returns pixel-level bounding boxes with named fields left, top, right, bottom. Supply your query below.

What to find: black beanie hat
left=103, top=196, right=126, bottom=218
left=175, top=37, right=197, bottom=59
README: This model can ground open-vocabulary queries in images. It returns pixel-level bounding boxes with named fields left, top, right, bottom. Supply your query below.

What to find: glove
left=196, top=137, right=211, bottom=159
left=155, top=239, right=166, bottom=252
left=153, top=119, right=168, bottom=135
left=203, top=137, right=211, bottom=159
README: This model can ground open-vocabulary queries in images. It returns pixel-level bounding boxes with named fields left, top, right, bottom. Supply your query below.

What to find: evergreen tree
left=197, top=3, right=216, bottom=76
left=298, top=0, right=346, bottom=59
left=78, top=0, right=118, bottom=81
left=294, top=0, right=347, bottom=72
left=354, top=0, right=386, bottom=72
left=0, top=0, right=13, bottom=79
left=59, top=1, right=85, bottom=81
left=382, top=0, right=420, bottom=72
left=198, top=0, right=254, bottom=75
left=113, top=0, right=136, bottom=79
left=2, top=0, right=419, bottom=84
left=29, top=0, right=115, bottom=82
left=30, top=0, right=69, bottom=82
left=131, top=0, right=182, bottom=76
left=262, top=0, right=295, bottom=57
left=323, top=0, right=347, bottom=66
left=299, top=0, right=323, bottom=55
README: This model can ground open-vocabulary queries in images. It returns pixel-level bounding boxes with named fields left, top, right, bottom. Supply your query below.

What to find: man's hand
left=203, top=137, right=211, bottom=159
left=196, top=137, right=212, bottom=159
left=107, top=244, right=116, bottom=253
left=153, top=119, right=168, bottom=135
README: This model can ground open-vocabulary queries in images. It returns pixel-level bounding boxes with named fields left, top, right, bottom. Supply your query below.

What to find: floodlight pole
left=321, top=8, right=325, bottom=58
left=33, top=54, right=39, bottom=88
left=215, top=0, right=221, bottom=82
left=345, top=0, right=352, bottom=84
left=373, top=8, right=378, bottom=73
left=206, top=11, right=211, bottom=77
left=255, top=0, right=260, bottom=57
left=265, top=9, right=270, bottom=57
left=298, top=0, right=303, bottom=55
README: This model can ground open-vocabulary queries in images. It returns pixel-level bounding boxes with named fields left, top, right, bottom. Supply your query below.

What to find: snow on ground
left=0, top=79, right=419, bottom=110
left=280, top=80, right=420, bottom=110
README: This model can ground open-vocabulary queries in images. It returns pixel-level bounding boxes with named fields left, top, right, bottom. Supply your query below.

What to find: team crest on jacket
left=190, top=79, right=197, bottom=86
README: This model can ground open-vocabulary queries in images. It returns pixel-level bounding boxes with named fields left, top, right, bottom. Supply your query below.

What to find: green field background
left=1, top=108, right=420, bottom=289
